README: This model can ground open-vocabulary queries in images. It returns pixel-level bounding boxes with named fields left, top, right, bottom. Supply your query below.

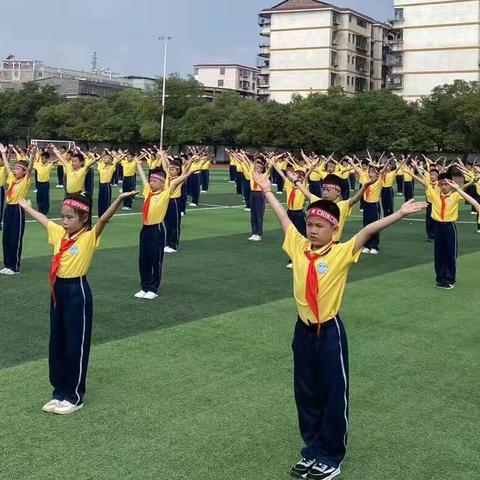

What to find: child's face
left=104, top=155, right=113, bottom=165
left=61, top=206, right=87, bottom=235
left=13, top=165, right=26, bottom=179
left=439, top=180, right=452, bottom=194
left=254, top=163, right=263, bottom=174
left=322, top=186, right=340, bottom=202
left=430, top=171, right=439, bottom=182
left=71, top=157, right=83, bottom=170
left=326, top=163, right=335, bottom=173
left=149, top=175, right=165, bottom=192
left=307, top=216, right=337, bottom=248
left=168, top=165, right=181, bottom=177
left=296, top=171, right=305, bottom=183
left=369, top=168, right=379, bottom=181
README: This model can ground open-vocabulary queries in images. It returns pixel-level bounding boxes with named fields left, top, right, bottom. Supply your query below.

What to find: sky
left=0, top=0, right=392, bottom=78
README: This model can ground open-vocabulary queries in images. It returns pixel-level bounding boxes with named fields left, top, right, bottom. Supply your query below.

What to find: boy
left=252, top=171, right=426, bottom=480
left=34, top=151, right=57, bottom=215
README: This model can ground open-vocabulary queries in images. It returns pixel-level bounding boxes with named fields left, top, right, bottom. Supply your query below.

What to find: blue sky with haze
left=1, top=0, right=392, bottom=77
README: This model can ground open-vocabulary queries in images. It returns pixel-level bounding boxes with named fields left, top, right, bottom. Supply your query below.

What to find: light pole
left=158, top=35, right=171, bottom=150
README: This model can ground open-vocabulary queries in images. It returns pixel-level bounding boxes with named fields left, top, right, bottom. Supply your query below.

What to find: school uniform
left=242, top=164, right=252, bottom=209
left=396, top=167, right=404, bottom=194
left=165, top=178, right=182, bottom=250
left=337, top=166, right=351, bottom=200
left=139, top=186, right=170, bottom=294
left=147, top=156, right=160, bottom=177
left=362, top=179, right=382, bottom=250
left=309, top=166, right=324, bottom=198
left=0, top=165, right=6, bottom=228
left=65, top=160, right=95, bottom=195
left=427, top=186, right=463, bottom=285
left=358, top=169, right=369, bottom=211
left=235, top=161, right=244, bottom=195
left=285, top=179, right=307, bottom=236
left=283, top=224, right=361, bottom=469
left=189, top=163, right=202, bottom=205
left=424, top=172, right=437, bottom=241
left=276, top=160, right=287, bottom=193
left=228, top=155, right=236, bottom=182
left=250, top=171, right=267, bottom=237
left=381, top=171, right=396, bottom=217
left=121, top=160, right=137, bottom=209
left=34, top=161, right=55, bottom=215
left=2, top=174, right=31, bottom=272
left=463, top=172, right=477, bottom=213
left=97, top=162, right=117, bottom=217
left=200, top=160, right=211, bottom=191
left=403, top=167, right=414, bottom=201
left=84, top=167, right=94, bottom=196
left=57, top=163, right=64, bottom=187
left=47, top=222, right=100, bottom=406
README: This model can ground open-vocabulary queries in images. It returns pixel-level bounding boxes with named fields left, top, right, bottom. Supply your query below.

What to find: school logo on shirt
left=69, top=245, right=80, bottom=255
left=317, top=263, right=329, bottom=274
left=152, top=196, right=159, bottom=203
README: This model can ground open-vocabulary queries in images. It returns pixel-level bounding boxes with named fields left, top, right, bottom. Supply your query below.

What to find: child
left=34, top=151, right=57, bottom=215
left=0, top=152, right=6, bottom=230
left=416, top=171, right=478, bottom=288
left=200, top=155, right=211, bottom=192
left=134, top=160, right=192, bottom=300
left=252, top=171, right=426, bottom=480
left=56, top=146, right=68, bottom=188
left=164, top=159, right=184, bottom=253
left=0, top=144, right=34, bottom=274
left=97, top=154, right=121, bottom=217
left=120, top=153, right=139, bottom=210
left=54, top=148, right=97, bottom=196
left=18, top=190, right=137, bottom=414
left=380, top=161, right=398, bottom=217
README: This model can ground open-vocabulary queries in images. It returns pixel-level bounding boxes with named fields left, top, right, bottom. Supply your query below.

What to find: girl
left=19, top=190, right=137, bottom=414
left=97, top=154, right=122, bottom=217
left=134, top=159, right=193, bottom=300
left=54, top=148, right=97, bottom=195
left=163, top=158, right=184, bottom=253
left=0, top=144, right=34, bottom=274
left=380, top=160, right=398, bottom=217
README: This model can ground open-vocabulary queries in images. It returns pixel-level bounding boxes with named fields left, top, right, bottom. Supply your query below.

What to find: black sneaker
left=291, top=458, right=316, bottom=478
left=306, top=462, right=341, bottom=480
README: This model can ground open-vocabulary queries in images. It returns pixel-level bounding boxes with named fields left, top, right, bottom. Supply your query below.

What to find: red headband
left=63, top=199, right=90, bottom=213
left=150, top=174, right=164, bottom=181
left=16, top=163, right=28, bottom=172
left=307, top=208, right=339, bottom=227
left=322, top=183, right=341, bottom=192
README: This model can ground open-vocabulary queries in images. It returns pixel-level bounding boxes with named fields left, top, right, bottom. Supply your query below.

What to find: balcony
left=356, top=43, right=368, bottom=54
left=386, top=54, right=403, bottom=67
left=356, top=66, right=369, bottom=76
left=386, top=74, right=403, bottom=90
left=258, top=44, right=270, bottom=57
left=260, top=23, right=271, bottom=37
left=258, top=15, right=271, bottom=27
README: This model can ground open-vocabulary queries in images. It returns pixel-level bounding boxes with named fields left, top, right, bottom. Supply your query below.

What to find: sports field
left=0, top=168, right=479, bottom=480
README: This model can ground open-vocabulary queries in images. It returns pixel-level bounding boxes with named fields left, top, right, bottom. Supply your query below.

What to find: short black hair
left=323, top=174, right=342, bottom=188
left=307, top=199, right=340, bottom=222
left=64, top=193, right=93, bottom=230
left=72, top=153, right=85, bottom=164
left=438, top=172, right=452, bottom=181
left=41, top=151, right=50, bottom=160
left=254, top=160, right=266, bottom=173
left=150, top=167, right=167, bottom=179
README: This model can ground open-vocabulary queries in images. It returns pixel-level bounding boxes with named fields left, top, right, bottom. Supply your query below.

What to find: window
left=394, top=8, right=404, bottom=20
left=357, top=18, right=367, bottom=28
left=352, top=56, right=355, bottom=64
left=348, top=33, right=351, bottom=42
left=349, top=14, right=353, bottom=22
left=347, top=55, right=350, bottom=63
left=220, top=67, right=225, bottom=75
left=194, top=67, right=199, bottom=75
left=347, top=76, right=350, bottom=85
left=253, top=83, right=256, bottom=90
left=218, top=79, right=224, bottom=87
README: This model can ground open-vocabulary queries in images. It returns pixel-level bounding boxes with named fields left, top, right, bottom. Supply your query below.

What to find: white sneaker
left=55, top=184, right=63, bottom=188
left=0, top=268, right=8, bottom=274
left=477, top=229, right=480, bottom=233
left=189, top=203, right=198, bottom=207
left=248, top=235, right=256, bottom=241
left=121, top=206, right=131, bottom=211
left=276, top=191, right=283, bottom=195
left=53, top=400, right=83, bottom=415
left=42, top=399, right=62, bottom=413
left=370, top=248, right=379, bottom=255
left=201, top=190, right=207, bottom=193
left=143, top=291, right=158, bottom=300
left=33, top=189, right=38, bottom=193
left=164, top=247, right=177, bottom=253
left=471, top=211, right=477, bottom=215
left=286, top=263, right=293, bottom=269
left=362, top=248, right=371, bottom=254
left=134, top=290, right=146, bottom=298
left=181, top=212, right=185, bottom=217
left=244, top=208, right=250, bottom=211
left=251, top=235, right=262, bottom=242
left=2, top=268, right=18, bottom=275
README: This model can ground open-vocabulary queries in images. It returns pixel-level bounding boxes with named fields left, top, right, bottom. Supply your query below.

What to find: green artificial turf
left=0, top=168, right=479, bottom=479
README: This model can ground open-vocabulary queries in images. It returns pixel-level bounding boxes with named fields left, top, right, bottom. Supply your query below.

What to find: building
left=258, top=0, right=391, bottom=103
left=0, top=56, right=152, bottom=97
left=386, top=0, right=480, bottom=100
left=194, top=64, right=259, bottom=98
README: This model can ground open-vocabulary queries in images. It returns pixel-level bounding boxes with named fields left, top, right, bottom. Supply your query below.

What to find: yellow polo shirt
left=283, top=224, right=361, bottom=324
left=403, top=167, right=414, bottom=182
left=47, top=222, right=101, bottom=278
left=359, top=169, right=369, bottom=185
left=382, top=171, right=396, bottom=188
left=0, top=166, right=7, bottom=187
left=143, top=186, right=170, bottom=225
left=121, top=160, right=137, bottom=177
left=427, top=186, right=463, bottom=222
left=364, top=178, right=382, bottom=203
left=97, top=162, right=117, bottom=184
left=285, top=179, right=306, bottom=210
left=65, top=165, right=90, bottom=194
left=5, top=174, right=31, bottom=205
left=34, top=162, right=55, bottom=182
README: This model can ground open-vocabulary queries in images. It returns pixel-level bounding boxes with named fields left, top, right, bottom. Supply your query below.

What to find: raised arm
left=134, top=157, right=149, bottom=188
left=286, top=170, right=313, bottom=200
left=253, top=172, right=291, bottom=232
left=18, top=198, right=49, bottom=228
left=95, top=191, right=138, bottom=237
left=26, top=147, right=36, bottom=177
left=0, top=143, right=12, bottom=176
left=169, top=161, right=193, bottom=193
left=446, top=179, right=480, bottom=214
left=348, top=179, right=373, bottom=208
left=354, top=199, right=428, bottom=254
